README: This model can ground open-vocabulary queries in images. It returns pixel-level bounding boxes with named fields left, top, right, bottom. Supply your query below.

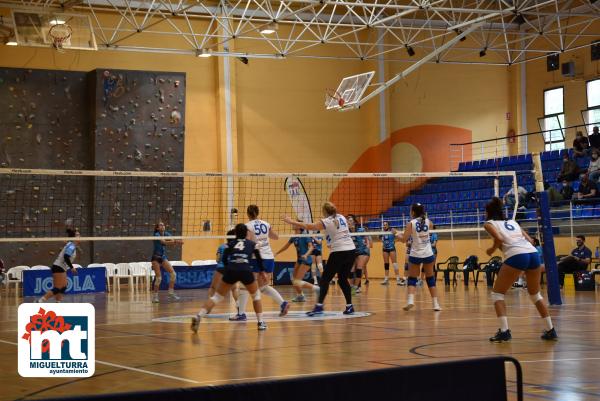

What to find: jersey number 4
left=234, top=241, right=245, bottom=250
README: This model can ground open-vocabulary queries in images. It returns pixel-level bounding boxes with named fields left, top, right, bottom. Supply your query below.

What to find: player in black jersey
left=191, top=224, right=268, bottom=332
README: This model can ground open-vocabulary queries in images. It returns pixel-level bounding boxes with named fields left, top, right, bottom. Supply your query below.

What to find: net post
left=532, top=152, right=562, bottom=305
left=494, top=177, right=499, bottom=198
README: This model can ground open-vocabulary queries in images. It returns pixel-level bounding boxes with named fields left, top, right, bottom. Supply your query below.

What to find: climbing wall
left=90, top=69, right=185, bottom=263
left=0, top=68, right=93, bottom=267
left=0, top=67, right=185, bottom=267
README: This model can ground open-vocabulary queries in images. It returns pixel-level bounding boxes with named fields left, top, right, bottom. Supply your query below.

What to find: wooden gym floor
left=1, top=281, right=600, bottom=401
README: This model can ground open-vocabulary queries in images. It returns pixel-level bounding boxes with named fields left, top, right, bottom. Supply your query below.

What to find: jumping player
left=191, top=224, right=267, bottom=332
left=484, top=197, right=557, bottom=342
left=275, top=223, right=319, bottom=302
left=395, top=204, right=441, bottom=312
left=380, top=221, right=402, bottom=285
left=233, top=204, right=289, bottom=320
left=311, top=235, right=324, bottom=284
left=151, top=221, right=183, bottom=303
left=283, top=201, right=356, bottom=315
left=37, top=228, right=80, bottom=303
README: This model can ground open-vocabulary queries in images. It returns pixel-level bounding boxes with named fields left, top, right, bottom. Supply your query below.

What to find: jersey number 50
left=254, top=223, right=268, bottom=235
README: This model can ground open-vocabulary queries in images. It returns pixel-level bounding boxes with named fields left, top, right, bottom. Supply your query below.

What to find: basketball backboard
left=12, top=10, right=97, bottom=51
left=325, top=71, right=375, bottom=110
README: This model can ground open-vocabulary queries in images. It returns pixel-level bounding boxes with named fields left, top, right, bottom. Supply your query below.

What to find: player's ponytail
left=411, top=203, right=426, bottom=227
left=322, top=202, right=339, bottom=228
left=485, top=197, right=506, bottom=221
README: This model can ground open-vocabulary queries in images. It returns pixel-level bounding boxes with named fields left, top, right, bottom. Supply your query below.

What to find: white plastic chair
left=191, top=260, right=205, bottom=266
left=88, top=263, right=110, bottom=292
left=169, top=260, right=188, bottom=266
left=6, top=266, right=29, bottom=295
left=30, top=265, right=50, bottom=270
left=114, top=263, right=133, bottom=291
left=102, top=263, right=117, bottom=292
left=73, top=264, right=83, bottom=269
left=129, top=262, right=150, bottom=291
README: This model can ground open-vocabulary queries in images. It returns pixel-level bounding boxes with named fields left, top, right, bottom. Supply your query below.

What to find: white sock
left=384, top=272, right=389, bottom=279
left=256, top=313, right=263, bottom=322
left=499, top=316, right=509, bottom=331
left=393, top=263, right=399, bottom=275
left=544, top=316, right=553, bottom=330
left=407, top=294, right=415, bottom=305
left=317, top=263, right=323, bottom=273
left=261, top=285, right=285, bottom=305
left=238, top=291, right=249, bottom=315
left=517, top=277, right=523, bottom=285
left=432, top=297, right=440, bottom=306
left=197, top=308, right=208, bottom=317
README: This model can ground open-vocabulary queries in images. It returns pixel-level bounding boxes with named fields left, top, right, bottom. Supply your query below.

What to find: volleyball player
left=151, top=221, right=183, bottom=303
left=395, top=204, right=441, bottom=312
left=484, top=197, right=557, bottom=342
left=191, top=224, right=267, bottom=332
left=348, top=215, right=369, bottom=293
left=208, top=230, right=242, bottom=316
left=37, top=228, right=80, bottom=303
left=274, top=223, right=319, bottom=302
left=380, top=221, right=402, bottom=285
left=283, top=201, right=355, bottom=315
left=310, top=235, right=324, bottom=284
left=233, top=205, right=289, bottom=320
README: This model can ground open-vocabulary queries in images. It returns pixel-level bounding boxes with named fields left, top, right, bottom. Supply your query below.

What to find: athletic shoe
left=257, top=321, right=268, bottom=331
left=228, top=313, right=247, bottom=321
left=35, top=297, right=45, bottom=303
left=279, top=301, right=290, bottom=317
left=343, top=305, right=355, bottom=315
left=365, top=279, right=370, bottom=285
left=190, top=316, right=201, bottom=333
left=512, top=282, right=524, bottom=288
left=168, top=292, right=180, bottom=301
left=152, top=294, right=160, bottom=303
left=351, top=286, right=357, bottom=295
left=541, top=328, right=558, bottom=341
left=355, top=287, right=361, bottom=294
left=433, top=303, right=442, bottom=312
left=398, top=278, right=407, bottom=286
left=489, top=329, right=512, bottom=342
left=330, top=279, right=336, bottom=285
left=403, top=303, right=415, bottom=311
left=381, top=279, right=389, bottom=286
left=292, top=294, right=306, bottom=302
left=306, top=304, right=324, bottom=316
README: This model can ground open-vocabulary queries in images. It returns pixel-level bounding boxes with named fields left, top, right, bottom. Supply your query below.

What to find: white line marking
left=520, top=357, right=600, bottom=364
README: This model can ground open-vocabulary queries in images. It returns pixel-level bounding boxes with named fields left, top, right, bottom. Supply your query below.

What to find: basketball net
left=49, top=23, right=72, bottom=53
left=325, top=88, right=345, bottom=108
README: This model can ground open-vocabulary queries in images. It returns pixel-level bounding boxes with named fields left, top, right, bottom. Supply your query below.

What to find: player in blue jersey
left=37, top=228, right=80, bottom=303
left=348, top=215, right=370, bottom=293
left=151, top=221, right=184, bottom=303
left=380, top=221, right=403, bottom=285
left=310, top=235, right=324, bottom=285
left=275, top=223, right=320, bottom=302
left=191, top=224, right=267, bottom=332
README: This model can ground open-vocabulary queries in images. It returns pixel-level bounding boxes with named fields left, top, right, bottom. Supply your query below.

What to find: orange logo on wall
left=330, top=125, right=471, bottom=218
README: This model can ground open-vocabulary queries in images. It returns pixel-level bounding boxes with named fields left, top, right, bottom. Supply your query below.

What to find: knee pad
left=425, top=276, right=436, bottom=288
left=407, top=277, right=418, bottom=287
left=529, top=292, right=543, bottom=304
left=59, top=286, right=67, bottom=294
left=292, top=279, right=304, bottom=287
left=251, top=291, right=261, bottom=301
left=384, top=263, right=390, bottom=271
left=154, top=276, right=162, bottom=287
left=169, top=271, right=176, bottom=282
left=52, top=287, right=61, bottom=295
left=491, top=292, right=505, bottom=302
left=210, top=293, right=224, bottom=304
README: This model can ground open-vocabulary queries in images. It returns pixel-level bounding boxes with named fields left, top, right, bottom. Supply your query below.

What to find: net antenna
left=326, top=21, right=485, bottom=111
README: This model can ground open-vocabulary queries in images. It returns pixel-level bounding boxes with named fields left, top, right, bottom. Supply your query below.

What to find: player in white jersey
left=484, top=197, right=557, bottom=342
left=37, top=228, right=80, bottom=303
left=394, top=204, right=441, bottom=312
left=283, top=201, right=356, bottom=316
left=232, top=204, right=290, bottom=321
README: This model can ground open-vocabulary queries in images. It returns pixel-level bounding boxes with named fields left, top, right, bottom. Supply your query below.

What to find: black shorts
left=51, top=265, right=67, bottom=273
left=151, top=254, right=166, bottom=264
left=312, top=249, right=322, bottom=257
left=222, top=269, right=255, bottom=285
left=215, top=267, right=225, bottom=275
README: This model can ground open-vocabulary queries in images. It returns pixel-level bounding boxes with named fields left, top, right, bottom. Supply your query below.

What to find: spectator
left=589, top=126, right=600, bottom=150
left=573, top=173, right=598, bottom=202
left=544, top=181, right=563, bottom=203
left=557, top=235, right=592, bottom=287
left=589, top=149, right=600, bottom=182
left=557, top=154, right=580, bottom=183
left=503, top=185, right=528, bottom=208
left=573, top=131, right=590, bottom=158
left=559, top=180, right=574, bottom=201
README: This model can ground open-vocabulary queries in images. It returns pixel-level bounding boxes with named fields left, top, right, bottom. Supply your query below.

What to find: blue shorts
left=297, top=257, right=312, bottom=266
left=356, top=250, right=370, bottom=257
left=504, top=252, right=541, bottom=271
left=251, top=258, right=275, bottom=273
left=408, top=255, right=435, bottom=265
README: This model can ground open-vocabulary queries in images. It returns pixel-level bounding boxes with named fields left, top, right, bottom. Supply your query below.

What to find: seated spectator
left=559, top=180, right=574, bottom=200
left=573, top=173, right=598, bottom=202
left=557, top=235, right=592, bottom=286
left=545, top=181, right=563, bottom=203
left=557, top=154, right=581, bottom=182
left=589, top=149, right=600, bottom=182
left=573, top=131, right=590, bottom=158
left=503, top=185, right=528, bottom=208
left=589, top=126, right=600, bottom=150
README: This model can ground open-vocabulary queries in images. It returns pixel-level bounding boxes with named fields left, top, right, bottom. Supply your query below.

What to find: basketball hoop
left=325, top=88, right=345, bottom=109
left=48, top=23, right=72, bottom=52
